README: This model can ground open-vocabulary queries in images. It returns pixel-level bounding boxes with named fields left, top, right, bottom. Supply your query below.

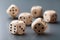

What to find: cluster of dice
left=6, top=4, right=57, bottom=35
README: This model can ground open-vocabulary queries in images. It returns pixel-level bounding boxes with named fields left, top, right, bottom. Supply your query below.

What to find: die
left=43, top=10, right=57, bottom=23
left=31, top=6, right=43, bottom=18
left=31, top=18, right=47, bottom=34
left=9, top=20, right=26, bottom=35
left=18, top=12, right=33, bottom=25
left=6, top=4, right=19, bottom=18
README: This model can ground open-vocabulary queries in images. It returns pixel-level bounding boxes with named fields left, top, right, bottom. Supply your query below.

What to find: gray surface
left=0, top=0, right=60, bottom=40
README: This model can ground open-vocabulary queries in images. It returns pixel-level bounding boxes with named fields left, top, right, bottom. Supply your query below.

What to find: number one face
left=31, top=6, right=43, bottom=18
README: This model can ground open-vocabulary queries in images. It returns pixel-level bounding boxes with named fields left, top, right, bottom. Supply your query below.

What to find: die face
left=50, top=14, right=57, bottom=22
left=9, top=20, right=19, bottom=34
left=33, top=23, right=45, bottom=34
left=44, top=16, right=51, bottom=22
left=7, top=4, right=19, bottom=17
left=26, top=14, right=33, bottom=25
left=31, top=9, right=38, bottom=17
left=31, top=6, right=43, bottom=17
left=17, top=21, right=26, bottom=34
left=17, top=25, right=25, bottom=34
left=9, top=23, right=18, bottom=34
left=43, top=11, right=51, bottom=22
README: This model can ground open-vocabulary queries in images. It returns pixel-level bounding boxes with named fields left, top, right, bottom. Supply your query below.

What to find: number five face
left=6, top=4, right=19, bottom=17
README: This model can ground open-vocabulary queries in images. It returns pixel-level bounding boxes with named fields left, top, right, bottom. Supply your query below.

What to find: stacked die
left=9, top=20, right=26, bottom=35
left=6, top=4, right=19, bottom=18
left=31, top=18, right=47, bottom=34
left=18, top=12, right=33, bottom=25
left=43, top=10, right=57, bottom=23
left=31, top=6, right=43, bottom=18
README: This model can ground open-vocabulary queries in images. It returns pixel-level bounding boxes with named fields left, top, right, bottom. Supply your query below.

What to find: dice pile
left=6, top=4, right=57, bottom=35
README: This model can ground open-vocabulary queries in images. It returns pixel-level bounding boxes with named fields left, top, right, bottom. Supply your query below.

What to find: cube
left=6, top=4, right=19, bottom=18
left=18, top=12, right=33, bottom=25
left=9, top=20, right=26, bottom=35
left=31, top=6, right=43, bottom=18
left=43, top=10, right=57, bottom=23
left=31, top=18, right=47, bottom=34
